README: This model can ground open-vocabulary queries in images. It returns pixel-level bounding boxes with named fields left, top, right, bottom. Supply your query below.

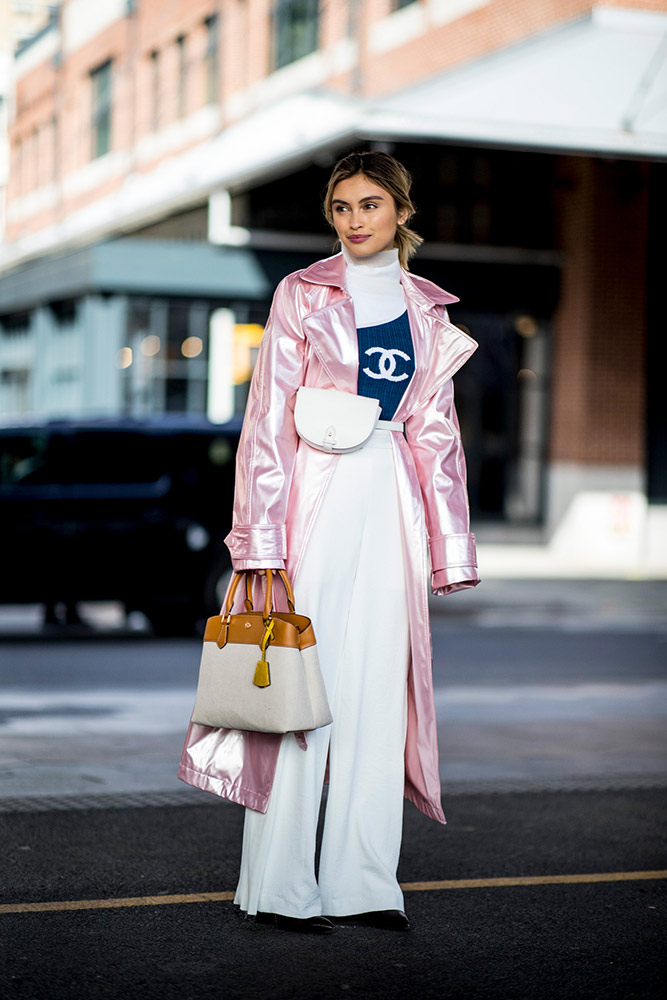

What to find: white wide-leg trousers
left=234, top=428, right=410, bottom=918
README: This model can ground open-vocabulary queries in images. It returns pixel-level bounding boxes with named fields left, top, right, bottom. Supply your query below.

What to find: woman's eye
left=335, top=205, right=349, bottom=214
left=364, top=203, right=377, bottom=210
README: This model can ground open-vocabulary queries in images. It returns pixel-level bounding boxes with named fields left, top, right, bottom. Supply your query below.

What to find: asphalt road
left=1, top=582, right=666, bottom=998
left=1, top=790, right=665, bottom=999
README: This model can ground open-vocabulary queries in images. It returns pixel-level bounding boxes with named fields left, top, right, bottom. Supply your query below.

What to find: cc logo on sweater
left=363, top=347, right=412, bottom=382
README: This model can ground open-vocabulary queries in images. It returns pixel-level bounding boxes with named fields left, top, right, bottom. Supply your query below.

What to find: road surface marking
left=2, top=870, right=666, bottom=915
left=401, top=871, right=667, bottom=890
left=0, top=892, right=236, bottom=913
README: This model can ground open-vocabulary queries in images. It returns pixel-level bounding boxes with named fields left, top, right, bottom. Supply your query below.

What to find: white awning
left=3, top=7, right=665, bottom=272
left=364, top=7, right=667, bottom=158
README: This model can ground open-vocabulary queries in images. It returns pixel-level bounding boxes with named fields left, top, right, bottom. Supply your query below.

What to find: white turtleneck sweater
left=341, top=246, right=407, bottom=329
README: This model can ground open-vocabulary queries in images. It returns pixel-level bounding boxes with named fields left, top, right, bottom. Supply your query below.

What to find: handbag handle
left=222, top=569, right=296, bottom=620
left=277, top=570, right=296, bottom=612
left=260, top=570, right=296, bottom=617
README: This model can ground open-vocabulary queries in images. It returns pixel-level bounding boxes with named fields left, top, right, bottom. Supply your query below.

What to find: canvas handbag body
left=294, top=386, right=381, bottom=454
left=191, top=569, right=332, bottom=734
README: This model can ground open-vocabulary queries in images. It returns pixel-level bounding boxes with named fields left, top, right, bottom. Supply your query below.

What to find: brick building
left=0, top=0, right=665, bottom=574
left=0, top=0, right=54, bottom=238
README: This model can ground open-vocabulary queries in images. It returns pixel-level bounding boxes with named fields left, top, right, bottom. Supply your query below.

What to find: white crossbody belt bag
left=294, top=387, right=382, bottom=454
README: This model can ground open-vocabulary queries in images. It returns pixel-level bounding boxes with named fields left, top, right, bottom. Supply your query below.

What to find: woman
left=179, top=151, right=480, bottom=933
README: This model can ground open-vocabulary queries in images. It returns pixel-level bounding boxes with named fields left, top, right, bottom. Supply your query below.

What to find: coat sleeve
left=405, top=378, right=480, bottom=596
left=224, top=275, right=306, bottom=570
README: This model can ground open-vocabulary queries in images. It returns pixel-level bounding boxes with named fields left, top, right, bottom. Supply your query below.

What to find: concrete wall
left=0, top=294, right=124, bottom=422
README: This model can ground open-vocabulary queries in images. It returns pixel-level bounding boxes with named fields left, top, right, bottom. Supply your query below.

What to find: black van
left=0, top=416, right=242, bottom=635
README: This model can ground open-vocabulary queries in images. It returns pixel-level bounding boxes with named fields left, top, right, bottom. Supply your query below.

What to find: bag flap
left=294, top=387, right=380, bottom=451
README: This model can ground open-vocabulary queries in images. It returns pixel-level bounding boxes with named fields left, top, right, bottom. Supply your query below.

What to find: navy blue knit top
left=357, top=310, right=415, bottom=421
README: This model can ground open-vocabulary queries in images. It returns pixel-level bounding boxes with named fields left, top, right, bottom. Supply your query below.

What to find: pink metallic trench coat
left=178, top=252, right=479, bottom=824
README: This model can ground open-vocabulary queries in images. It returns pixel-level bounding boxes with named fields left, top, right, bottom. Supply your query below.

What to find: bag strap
left=244, top=573, right=254, bottom=612
left=278, top=570, right=296, bottom=612
left=223, top=569, right=297, bottom=620
left=263, top=568, right=274, bottom=619
left=222, top=572, right=244, bottom=618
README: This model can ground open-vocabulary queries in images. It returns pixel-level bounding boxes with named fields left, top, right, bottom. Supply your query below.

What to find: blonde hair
left=323, top=150, right=423, bottom=269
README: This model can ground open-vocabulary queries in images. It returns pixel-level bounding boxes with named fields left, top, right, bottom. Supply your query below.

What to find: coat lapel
left=394, top=272, right=478, bottom=422
left=300, top=254, right=358, bottom=392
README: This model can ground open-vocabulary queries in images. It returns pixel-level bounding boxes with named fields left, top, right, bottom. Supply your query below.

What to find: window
left=51, top=114, right=58, bottom=183
left=273, top=0, right=319, bottom=70
left=122, top=298, right=212, bottom=415
left=150, top=50, right=160, bottom=131
left=176, top=35, right=187, bottom=118
left=31, top=125, right=39, bottom=189
left=14, top=137, right=23, bottom=195
left=1, top=312, right=30, bottom=337
left=204, top=15, right=219, bottom=104
left=50, top=299, right=78, bottom=329
left=0, top=371, right=30, bottom=418
left=90, top=60, right=112, bottom=158
left=0, top=430, right=47, bottom=487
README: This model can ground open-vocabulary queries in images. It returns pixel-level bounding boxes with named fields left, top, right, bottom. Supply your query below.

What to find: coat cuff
left=431, top=567, right=480, bottom=596
left=429, top=532, right=480, bottom=595
left=429, top=532, right=477, bottom=572
left=232, top=558, right=286, bottom=571
left=224, top=524, right=287, bottom=568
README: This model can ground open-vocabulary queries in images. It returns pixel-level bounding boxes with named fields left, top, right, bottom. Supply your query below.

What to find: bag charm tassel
left=253, top=619, right=274, bottom=688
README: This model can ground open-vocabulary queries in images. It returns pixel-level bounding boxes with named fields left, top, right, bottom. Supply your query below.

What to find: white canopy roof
left=365, top=6, right=667, bottom=158
left=3, top=7, right=665, bottom=271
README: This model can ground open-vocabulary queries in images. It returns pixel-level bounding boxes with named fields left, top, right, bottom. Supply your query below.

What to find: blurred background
left=1, top=11, right=666, bottom=996
left=0, top=0, right=665, bottom=804
left=1, top=0, right=666, bottom=608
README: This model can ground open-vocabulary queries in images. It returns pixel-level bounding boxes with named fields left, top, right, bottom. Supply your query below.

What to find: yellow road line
left=401, top=870, right=667, bottom=891
left=1, top=871, right=665, bottom=915
left=0, top=891, right=236, bottom=914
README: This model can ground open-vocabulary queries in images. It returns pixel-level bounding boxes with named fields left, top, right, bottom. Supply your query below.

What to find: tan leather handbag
left=191, top=569, right=332, bottom=734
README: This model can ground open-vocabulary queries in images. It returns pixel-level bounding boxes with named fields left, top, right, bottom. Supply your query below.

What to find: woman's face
left=330, top=173, right=408, bottom=259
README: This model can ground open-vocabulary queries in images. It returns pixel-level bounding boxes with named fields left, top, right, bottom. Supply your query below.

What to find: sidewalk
left=0, top=579, right=665, bottom=637
left=432, top=578, right=667, bottom=630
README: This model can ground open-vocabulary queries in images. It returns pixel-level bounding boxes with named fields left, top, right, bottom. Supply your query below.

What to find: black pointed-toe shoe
left=351, top=910, right=411, bottom=931
left=256, top=912, right=334, bottom=934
